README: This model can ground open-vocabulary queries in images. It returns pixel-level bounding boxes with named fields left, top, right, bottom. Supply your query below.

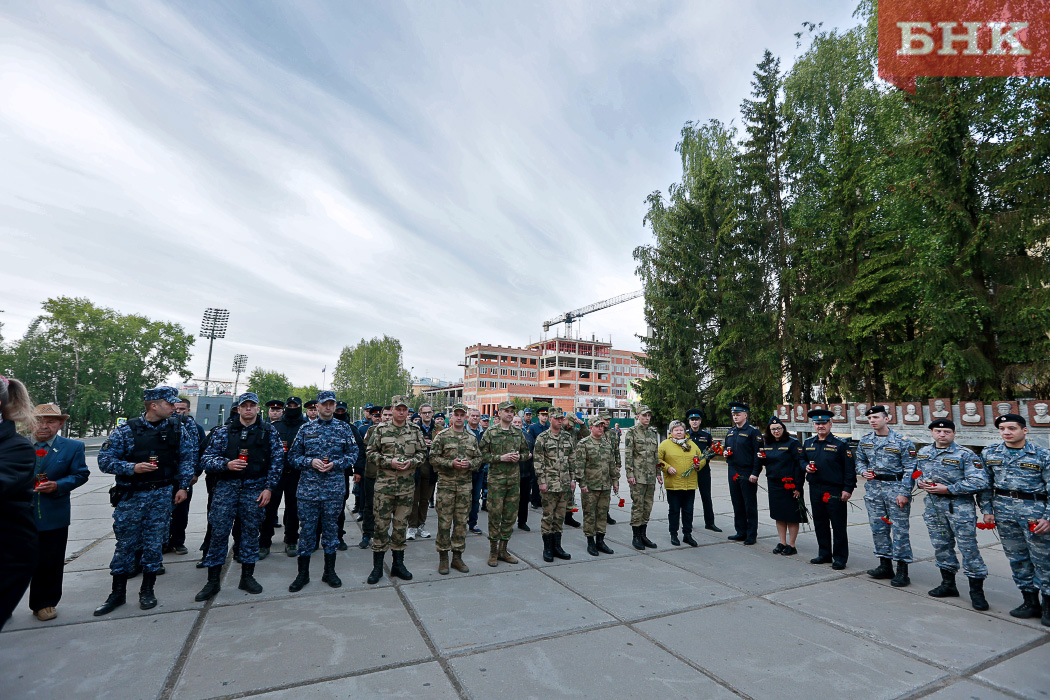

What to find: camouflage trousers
left=372, top=482, right=414, bottom=553
left=922, top=494, right=986, bottom=579
left=581, top=489, right=611, bottom=537
left=487, top=475, right=520, bottom=542
left=630, top=482, right=656, bottom=526
left=109, top=487, right=173, bottom=575
left=297, top=498, right=342, bottom=556
left=204, top=479, right=266, bottom=567
left=992, top=495, right=1050, bottom=594
left=436, top=477, right=471, bottom=553
left=863, top=480, right=912, bottom=562
left=541, top=490, right=569, bottom=534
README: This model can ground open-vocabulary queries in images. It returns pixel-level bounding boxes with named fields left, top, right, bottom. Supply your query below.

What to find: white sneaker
left=406, top=527, right=417, bottom=541
left=417, top=527, right=432, bottom=539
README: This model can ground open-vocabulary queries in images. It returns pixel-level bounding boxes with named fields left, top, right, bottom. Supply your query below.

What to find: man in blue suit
left=28, top=404, right=89, bottom=621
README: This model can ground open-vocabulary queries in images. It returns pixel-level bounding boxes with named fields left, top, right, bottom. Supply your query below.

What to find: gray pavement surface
left=1, top=453, right=1047, bottom=700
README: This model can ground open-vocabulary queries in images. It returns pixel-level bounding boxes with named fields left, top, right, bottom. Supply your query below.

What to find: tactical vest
left=221, top=421, right=271, bottom=480
left=126, top=418, right=181, bottom=486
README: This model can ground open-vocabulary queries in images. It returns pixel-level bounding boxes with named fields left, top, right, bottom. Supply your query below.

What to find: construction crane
left=543, top=290, right=643, bottom=334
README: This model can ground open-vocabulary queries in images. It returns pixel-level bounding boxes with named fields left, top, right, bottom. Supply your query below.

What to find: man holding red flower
left=802, top=409, right=855, bottom=570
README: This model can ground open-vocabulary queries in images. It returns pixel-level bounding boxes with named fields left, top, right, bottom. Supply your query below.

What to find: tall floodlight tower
left=232, top=354, right=248, bottom=397
left=199, top=308, right=230, bottom=396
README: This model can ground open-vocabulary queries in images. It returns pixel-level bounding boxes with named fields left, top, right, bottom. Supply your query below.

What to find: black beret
left=994, top=413, right=1026, bottom=428
left=865, top=405, right=888, bottom=416
left=285, top=396, right=302, bottom=407
left=928, top=418, right=955, bottom=430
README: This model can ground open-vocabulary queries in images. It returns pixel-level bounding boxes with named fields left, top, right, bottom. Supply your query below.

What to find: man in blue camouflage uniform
left=94, top=387, right=194, bottom=615
left=194, top=393, right=283, bottom=601
left=979, top=413, right=1050, bottom=625
left=915, top=418, right=989, bottom=610
left=286, top=390, right=359, bottom=592
left=856, top=404, right=918, bottom=587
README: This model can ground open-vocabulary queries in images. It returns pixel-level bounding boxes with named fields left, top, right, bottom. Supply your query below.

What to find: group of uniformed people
left=91, top=386, right=1049, bottom=628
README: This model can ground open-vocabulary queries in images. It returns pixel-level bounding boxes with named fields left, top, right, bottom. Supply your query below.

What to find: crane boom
left=543, top=290, right=643, bottom=332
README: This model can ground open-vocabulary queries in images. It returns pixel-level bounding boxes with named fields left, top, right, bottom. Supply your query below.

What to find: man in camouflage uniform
left=533, top=407, right=576, bottom=562
left=561, top=412, right=585, bottom=529
left=599, top=410, right=620, bottom=525
left=625, top=404, right=660, bottom=550
left=94, top=387, right=194, bottom=615
left=479, top=400, right=531, bottom=567
left=979, top=413, right=1050, bottom=624
left=574, top=417, right=619, bottom=556
left=194, top=393, right=284, bottom=601
left=429, top=404, right=481, bottom=574
left=856, top=405, right=918, bottom=587
left=915, top=418, right=990, bottom=610
left=366, top=396, right=426, bottom=584
left=286, top=390, right=359, bottom=592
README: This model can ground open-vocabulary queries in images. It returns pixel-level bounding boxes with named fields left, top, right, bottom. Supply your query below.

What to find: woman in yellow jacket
left=659, top=420, right=706, bottom=547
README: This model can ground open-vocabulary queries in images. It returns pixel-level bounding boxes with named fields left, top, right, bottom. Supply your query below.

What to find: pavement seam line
left=157, top=559, right=229, bottom=700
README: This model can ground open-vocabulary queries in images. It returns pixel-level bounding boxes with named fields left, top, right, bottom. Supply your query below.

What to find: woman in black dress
left=756, top=416, right=806, bottom=555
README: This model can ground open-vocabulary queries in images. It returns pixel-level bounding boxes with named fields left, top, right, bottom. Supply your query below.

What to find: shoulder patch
left=102, top=440, right=112, bottom=451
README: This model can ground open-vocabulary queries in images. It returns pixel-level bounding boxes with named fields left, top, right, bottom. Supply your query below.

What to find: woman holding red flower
left=658, top=421, right=704, bottom=546
left=755, top=416, right=807, bottom=555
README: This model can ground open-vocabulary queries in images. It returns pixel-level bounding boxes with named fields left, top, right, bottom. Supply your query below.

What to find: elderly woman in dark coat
left=0, top=376, right=38, bottom=631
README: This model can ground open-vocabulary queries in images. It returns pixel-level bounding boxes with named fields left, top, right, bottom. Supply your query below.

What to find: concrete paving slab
left=650, top=541, right=845, bottom=594
left=400, top=568, right=614, bottom=653
left=512, top=532, right=645, bottom=568
left=394, top=542, right=531, bottom=583
left=7, top=560, right=205, bottom=631
left=245, top=662, right=459, bottom=700
left=174, top=586, right=431, bottom=699
left=211, top=552, right=393, bottom=605
left=974, top=642, right=1050, bottom=700
left=766, top=573, right=1046, bottom=671
left=544, top=555, right=743, bottom=621
left=918, top=679, right=1023, bottom=700
left=635, top=598, right=946, bottom=700
left=450, top=625, right=739, bottom=700
left=903, top=564, right=1050, bottom=631
left=0, top=610, right=197, bottom=700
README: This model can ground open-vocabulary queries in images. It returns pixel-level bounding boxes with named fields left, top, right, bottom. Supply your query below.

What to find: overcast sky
left=1, top=1, right=859, bottom=388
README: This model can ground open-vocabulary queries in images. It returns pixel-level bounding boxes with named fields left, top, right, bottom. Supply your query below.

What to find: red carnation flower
left=911, top=470, right=923, bottom=480
left=693, top=456, right=700, bottom=465
left=784, top=483, right=795, bottom=490
left=1030, top=522, right=1039, bottom=532
left=35, top=449, right=47, bottom=458
left=822, top=493, right=832, bottom=503
left=880, top=516, right=892, bottom=524
left=725, top=448, right=733, bottom=458
left=732, top=473, right=740, bottom=481
left=618, top=498, right=625, bottom=508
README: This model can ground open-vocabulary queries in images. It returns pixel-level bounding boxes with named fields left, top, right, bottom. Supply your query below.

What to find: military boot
left=321, top=553, right=342, bottom=588
left=497, top=540, right=518, bottom=564
left=595, top=534, right=614, bottom=554
left=631, top=526, right=645, bottom=551
left=488, top=539, right=499, bottom=567
left=390, top=550, right=413, bottom=580
left=606, top=514, right=616, bottom=525
left=641, top=524, right=657, bottom=549
left=93, top=574, right=127, bottom=616
left=968, top=577, right=989, bottom=611
left=890, top=561, right=910, bottom=587
left=195, top=566, right=222, bottom=601
left=564, top=511, right=581, bottom=528
left=867, top=557, right=894, bottom=579
left=451, top=551, right=469, bottom=573
left=239, top=563, right=263, bottom=594
left=438, top=550, right=450, bottom=575
left=1042, top=592, right=1050, bottom=626
left=551, top=532, right=571, bottom=560
left=586, top=535, right=599, bottom=557
left=542, top=534, right=554, bottom=563
left=928, top=569, right=959, bottom=598
left=1009, top=589, right=1041, bottom=618
left=288, top=556, right=311, bottom=592
left=139, top=571, right=158, bottom=610
left=367, top=551, right=385, bottom=585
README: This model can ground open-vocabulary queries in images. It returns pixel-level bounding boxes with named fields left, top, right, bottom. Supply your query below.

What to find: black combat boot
left=321, top=553, right=342, bottom=588
left=552, top=532, right=571, bottom=560
left=867, top=557, right=894, bottom=579
left=641, top=524, right=657, bottom=549
left=631, top=526, right=645, bottom=551
left=367, top=551, right=385, bottom=584
left=596, top=533, right=614, bottom=555
left=288, top=556, right=310, bottom=592
left=606, top=514, right=616, bottom=525
left=586, top=535, right=599, bottom=556
left=890, top=561, right=910, bottom=587
left=1042, top=592, right=1050, bottom=626
left=93, top=574, right=127, bottom=616
left=1009, top=589, right=1041, bottom=618
left=239, top=563, right=263, bottom=594
left=195, top=566, right=223, bottom=601
left=542, top=534, right=554, bottom=563
left=390, top=550, right=413, bottom=580
left=139, top=571, right=158, bottom=610
left=565, top=511, right=581, bottom=528
left=928, top=569, right=959, bottom=598
left=968, top=578, right=989, bottom=611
